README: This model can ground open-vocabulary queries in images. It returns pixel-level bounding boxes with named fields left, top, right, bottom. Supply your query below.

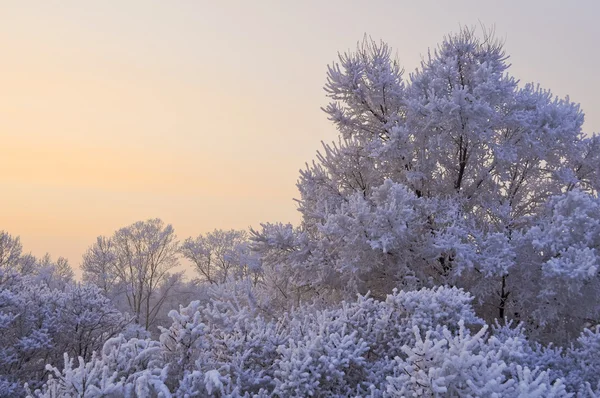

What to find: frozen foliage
left=26, top=336, right=169, bottom=398
left=511, top=190, right=600, bottom=342
left=385, top=322, right=569, bottom=397
left=0, top=269, right=127, bottom=396
left=564, top=326, right=600, bottom=394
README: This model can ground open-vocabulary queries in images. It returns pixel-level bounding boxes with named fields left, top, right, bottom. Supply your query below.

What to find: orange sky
left=2, top=1, right=599, bottom=276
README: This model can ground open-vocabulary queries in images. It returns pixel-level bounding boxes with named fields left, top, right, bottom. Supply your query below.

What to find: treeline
left=0, top=224, right=260, bottom=395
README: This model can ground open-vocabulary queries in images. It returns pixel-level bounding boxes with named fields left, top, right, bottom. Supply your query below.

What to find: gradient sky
left=2, top=1, right=599, bottom=275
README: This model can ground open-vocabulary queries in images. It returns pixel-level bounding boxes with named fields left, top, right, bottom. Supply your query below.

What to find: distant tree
left=81, top=236, right=119, bottom=297
left=82, top=219, right=180, bottom=330
left=0, top=231, right=74, bottom=289
left=181, top=229, right=261, bottom=285
left=35, top=253, right=74, bottom=290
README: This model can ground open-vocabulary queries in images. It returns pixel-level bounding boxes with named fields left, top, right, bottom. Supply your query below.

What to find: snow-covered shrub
left=563, top=326, right=600, bottom=393
left=273, top=309, right=370, bottom=397
left=159, top=281, right=286, bottom=396
left=160, top=283, right=496, bottom=396
left=26, top=336, right=169, bottom=398
left=490, top=320, right=568, bottom=384
left=385, top=321, right=570, bottom=397
left=31, top=282, right=600, bottom=397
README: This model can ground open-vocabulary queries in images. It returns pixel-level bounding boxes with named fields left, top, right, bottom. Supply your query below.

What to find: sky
left=1, top=1, right=599, bottom=276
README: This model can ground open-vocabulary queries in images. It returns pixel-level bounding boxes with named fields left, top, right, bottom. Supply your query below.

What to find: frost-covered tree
left=252, top=27, right=600, bottom=341
left=181, top=229, right=261, bottom=285
left=82, top=219, right=181, bottom=330
left=59, top=284, right=129, bottom=360
left=0, top=269, right=127, bottom=395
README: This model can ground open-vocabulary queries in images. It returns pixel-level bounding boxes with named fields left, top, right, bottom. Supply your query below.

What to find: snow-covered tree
left=33, top=254, right=74, bottom=290
left=252, top=27, right=600, bottom=342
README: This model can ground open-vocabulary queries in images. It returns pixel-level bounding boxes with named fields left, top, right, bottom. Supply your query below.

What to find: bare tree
left=82, top=236, right=119, bottom=296
left=181, top=229, right=261, bottom=285
left=82, top=219, right=180, bottom=330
